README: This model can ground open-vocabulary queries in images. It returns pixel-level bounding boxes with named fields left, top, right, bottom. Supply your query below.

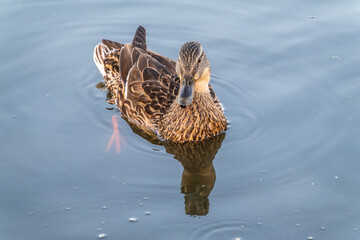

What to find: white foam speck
left=129, top=217, right=138, bottom=222
left=97, top=233, right=106, bottom=239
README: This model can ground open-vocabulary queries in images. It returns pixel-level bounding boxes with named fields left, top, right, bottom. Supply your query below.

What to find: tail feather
left=94, top=26, right=146, bottom=78
left=132, top=25, right=147, bottom=51
left=102, top=39, right=124, bottom=51
left=93, top=43, right=111, bottom=77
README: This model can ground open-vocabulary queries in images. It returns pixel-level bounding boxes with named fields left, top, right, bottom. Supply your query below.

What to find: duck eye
left=198, top=58, right=201, bottom=64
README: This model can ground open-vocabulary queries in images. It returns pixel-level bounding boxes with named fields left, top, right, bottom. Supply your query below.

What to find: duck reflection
left=127, top=120, right=225, bottom=216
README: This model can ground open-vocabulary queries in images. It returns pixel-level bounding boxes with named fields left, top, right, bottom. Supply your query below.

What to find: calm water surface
left=1, top=0, right=360, bottom=239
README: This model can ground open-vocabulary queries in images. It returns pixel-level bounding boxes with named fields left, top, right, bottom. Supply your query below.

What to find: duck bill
left=177, top=76, right=195, bottom=108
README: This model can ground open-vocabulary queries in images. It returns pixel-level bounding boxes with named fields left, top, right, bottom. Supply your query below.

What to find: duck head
left=176, top=41, right=211, bottom=108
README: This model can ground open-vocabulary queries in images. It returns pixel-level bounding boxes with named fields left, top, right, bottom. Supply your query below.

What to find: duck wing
left=94, top=26, right=179, bottom=130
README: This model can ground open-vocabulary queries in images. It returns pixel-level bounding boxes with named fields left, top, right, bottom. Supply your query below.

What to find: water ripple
left=177, top=218, right=297, bottom=240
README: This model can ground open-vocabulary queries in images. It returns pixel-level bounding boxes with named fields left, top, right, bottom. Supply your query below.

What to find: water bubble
left=143, top=197, right=148, bottom=200
left=320, top=226, right=325, bottom=230
left=102, top=206, right=107, bottom=209
left=257, top=222, right=262, bottom=226
left=308, top=237, right=313, bottom=240
left=145, top=211, right=151, bottom=215
left=129, top=217, right=138, bottom=222
left=29, top=211, right=34, bottom=215
left=97, top=228, right=102, bottom=231
left=139, top=202, right=143, bottom=206
left=66, top=207, right=71, bottom=211
left=354, top=228, right=358, bottom=231
left=97, top=233, right=106, bottom=239
left=335, top=176, right=338, bottom=179
left=233, top=238, right=241, bottom=240
left=311, top=182, right=315, bottom=186
left=295, top=223, right=300, bottom=227
left=101, top=221, right=106, bottom=225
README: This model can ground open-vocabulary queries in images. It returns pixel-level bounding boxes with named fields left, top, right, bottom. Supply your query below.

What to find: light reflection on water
left=1, top=0, right=360, bottom=239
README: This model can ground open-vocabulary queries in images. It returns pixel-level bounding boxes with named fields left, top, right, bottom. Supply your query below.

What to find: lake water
left=1, top=0, right=360, bottom=239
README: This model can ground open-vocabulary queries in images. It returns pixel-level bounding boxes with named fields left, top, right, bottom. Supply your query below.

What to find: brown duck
left=93, top=26, right=227, bottom=143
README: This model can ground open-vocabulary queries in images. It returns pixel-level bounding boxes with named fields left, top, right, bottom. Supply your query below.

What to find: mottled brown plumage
left=93, top=26, right=227, bottom=143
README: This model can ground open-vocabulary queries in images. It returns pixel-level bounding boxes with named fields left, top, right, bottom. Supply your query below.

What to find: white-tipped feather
left=93, top=43, right=112, bottom=77
left=124, top=77, right=129, bottom=99
left=93, top=43, right=106, bottom=76
left=124, top=69, right=132, bottom=100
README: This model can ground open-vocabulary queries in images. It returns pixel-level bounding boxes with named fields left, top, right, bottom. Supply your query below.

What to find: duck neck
left=194, top=81, right=210, bottom=93
left=158, top=88, right=226, bottom=142
left=194, top=71, right=210, bottom=93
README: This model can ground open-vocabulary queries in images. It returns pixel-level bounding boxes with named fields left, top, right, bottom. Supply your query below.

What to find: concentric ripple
left=177, top=219, right=298, bottom=240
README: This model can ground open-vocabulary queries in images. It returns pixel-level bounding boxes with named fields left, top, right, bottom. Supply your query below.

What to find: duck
left=93, top=25, right=227, bottom=143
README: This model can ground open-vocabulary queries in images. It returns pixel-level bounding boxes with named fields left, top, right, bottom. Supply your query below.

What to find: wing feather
left=94, top=26, right=180, bottom=130
left=102, top=39, right=124, bottom=51
left=119, top=44, right=133, bottom=82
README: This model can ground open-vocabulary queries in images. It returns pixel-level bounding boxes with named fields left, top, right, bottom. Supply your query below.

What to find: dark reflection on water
left=181, top=163, right=214, bottom=216
left=165, top=134, right=224, bottom=216
left=127, top=118, right=225, bottom=216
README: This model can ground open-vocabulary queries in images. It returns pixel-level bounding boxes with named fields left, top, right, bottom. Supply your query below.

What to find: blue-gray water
left=1, top=0, right=360, bottom=239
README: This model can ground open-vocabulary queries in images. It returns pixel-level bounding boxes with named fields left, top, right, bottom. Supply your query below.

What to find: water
left=1, top=0, right=360, bottom=239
